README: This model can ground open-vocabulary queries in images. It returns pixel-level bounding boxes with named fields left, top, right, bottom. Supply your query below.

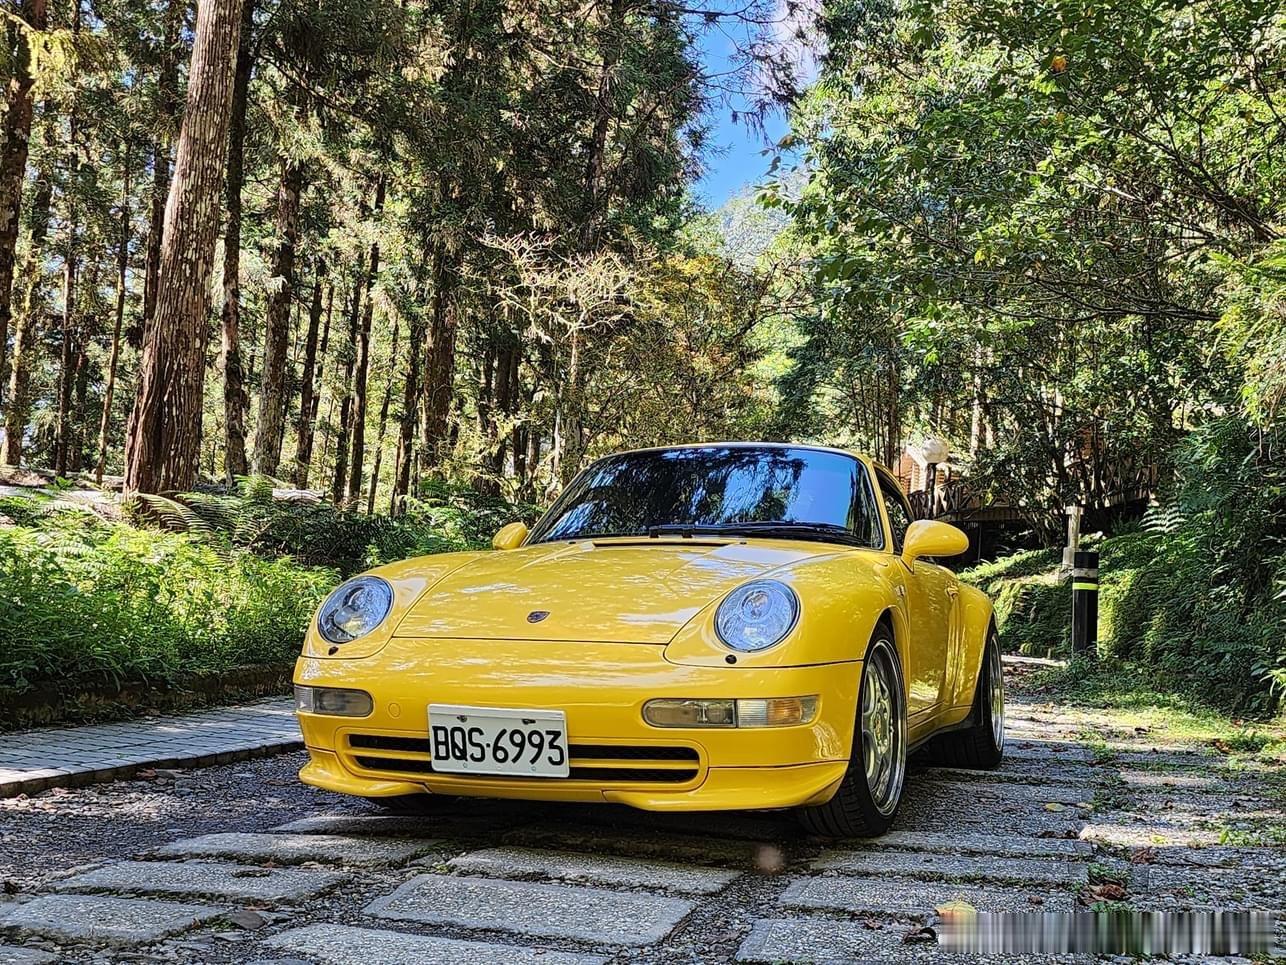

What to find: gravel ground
left=0, top=668, right=1281, bottom=963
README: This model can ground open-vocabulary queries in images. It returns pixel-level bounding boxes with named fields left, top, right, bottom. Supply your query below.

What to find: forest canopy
left=0, top=0, right=1283, bottom=709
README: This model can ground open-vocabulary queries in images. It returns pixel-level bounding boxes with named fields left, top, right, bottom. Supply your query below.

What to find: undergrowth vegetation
left=964, top=420, right=1286, bottom=716
left=0, top=479, right=538, bottom=706
left=137, top=477, right=542, bottom=577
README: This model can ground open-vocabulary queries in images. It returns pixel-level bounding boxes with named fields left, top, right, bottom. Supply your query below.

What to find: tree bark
left=219, top=0, right=255, bottom=481
left=0, top=0, right=46, bottom=400
left=252, top=154, right=304, bottom=476
left=0, top=105, right=54, bottom=468
left=578, top=0, right=625, bottom=251
left=343, top=175, right=385, bottom=507
left=366, top=313, right=399, bottom=514
left=95, top=150, right=131, bottom=483
left=123, top=0, right=246, bottom=496
left=140, top=0, right=184, bottom=336
left=419, top=244, right=458, bottom=472
left=330, top=274, right=362, bottom=504
left=292, top=259, right=326, bottom=487
left=390, top=276, right=425, bottom=515
left=557, top=329, right=586, bottom=484
left=53, top=203, right=79, bottom=475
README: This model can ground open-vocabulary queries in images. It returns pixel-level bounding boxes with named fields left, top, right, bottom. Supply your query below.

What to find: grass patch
left=1027, top=658, right=1286, bottom=759
left=0, top=506, right=335, bottom=696
left=0, top=478, right=538, bottom=723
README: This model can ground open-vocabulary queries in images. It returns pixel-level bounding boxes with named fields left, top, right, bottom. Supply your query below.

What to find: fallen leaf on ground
left=1088, top=883, right=1127, bottom=902
left=1044, top=802, right=1067, bottom=812
left=903, top=925, right=937, bottom=944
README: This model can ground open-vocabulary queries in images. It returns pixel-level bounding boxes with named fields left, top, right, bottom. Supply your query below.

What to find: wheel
left=921, top=630, right=1005, bottom=769
left=797, top=628, right=907, bottom=837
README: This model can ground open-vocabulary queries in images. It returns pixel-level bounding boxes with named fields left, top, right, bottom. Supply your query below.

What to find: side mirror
left=902, top=519, right=968, bottom=564
left=492, top=521, right=529, bottom=551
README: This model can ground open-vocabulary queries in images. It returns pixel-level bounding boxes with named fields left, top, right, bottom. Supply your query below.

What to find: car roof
left=609, top=441, right=876, bottom=463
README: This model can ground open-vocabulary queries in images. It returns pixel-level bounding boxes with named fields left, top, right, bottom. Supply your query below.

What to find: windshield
left=528, top=446, right=881, bottom=548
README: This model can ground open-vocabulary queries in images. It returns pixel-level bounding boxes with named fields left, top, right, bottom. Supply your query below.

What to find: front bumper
left=294, top=638, right=859, bottom=811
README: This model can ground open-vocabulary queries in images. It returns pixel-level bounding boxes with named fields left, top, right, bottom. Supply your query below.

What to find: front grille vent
left=346, top=734, right=700, bottom=785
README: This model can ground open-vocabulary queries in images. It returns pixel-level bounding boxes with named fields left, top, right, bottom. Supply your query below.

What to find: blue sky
left=690, top=7, right=818, bottom=210
left=692, top=27, right=792, bottom=210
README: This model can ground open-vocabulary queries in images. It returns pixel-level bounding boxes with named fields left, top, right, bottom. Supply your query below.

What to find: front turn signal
left=294, top=685, right=374, bottom=717
left=643, top=696, right=818, bottom=728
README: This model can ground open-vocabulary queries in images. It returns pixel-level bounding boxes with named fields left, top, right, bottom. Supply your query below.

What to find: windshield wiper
left=647, top=522, right=865, bottom=547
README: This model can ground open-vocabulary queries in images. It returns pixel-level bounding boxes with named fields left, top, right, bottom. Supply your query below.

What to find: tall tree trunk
left=330, top=274, right=362, bottom=504
left=123, top=0, right=246, bottom=496
left=69, top=330, right=90, bottom=471
left=68, top=256, right=99, bottom=473
left=343, top=175, right=385, bottom=507
left=390, top=280, right=425, bottom=515
left=419, top=244, right=458, bottom=472
left=292, top=259, right=326, bottom=487
left=366, top=313, right=399, bottom=514
left=524, top=425, right=541, bottom=500
left=578, top=0, right=624, bottom=251
left=141, top=0, right=184, bottom=335
left=557, top=329, right=586, bottom=483
left=252, top=154, right=304, bottom=476
left=95, top=150, right=131, bottom=483
left=219, top=0, right=255, bottom=481
left=0, top=107, right=54, bottom=467
left=53, top=205, right=78, bottom=475
left=0, top=0, right=46, bottom=400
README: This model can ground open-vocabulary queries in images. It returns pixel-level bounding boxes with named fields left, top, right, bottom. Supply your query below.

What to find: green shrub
left=140, top=476, right=543, bottom=577
left=961, top=548, right=1066, bottom=657
left=963, top=419, right=1286, bottom=715
left=0, top=508, right=334, bottom=694
left=1100, top=420, right=1286, bottom=714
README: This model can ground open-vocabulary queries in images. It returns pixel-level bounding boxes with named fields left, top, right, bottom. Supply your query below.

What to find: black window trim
left=874, top=466, right=913, bottom=554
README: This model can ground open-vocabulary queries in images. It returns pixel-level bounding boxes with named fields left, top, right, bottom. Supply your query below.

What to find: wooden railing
left=907, top=457, right=1159, bottom=522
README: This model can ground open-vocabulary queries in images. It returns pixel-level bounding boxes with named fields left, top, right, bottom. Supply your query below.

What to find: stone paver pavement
left=0, top=894, right=223, bottom=946
left=0, top=698, right=298, bottom=797
left=57, top=859, right=347, bottom=903
left=367, top=874, right=697, bottom=945
left=0, top=663, right=1281, bottom=962
left=266, top=924, right=610, bottom=965
left=157, top=830, right=439, bottom=866
left=448, top=845, right=740, bottom=894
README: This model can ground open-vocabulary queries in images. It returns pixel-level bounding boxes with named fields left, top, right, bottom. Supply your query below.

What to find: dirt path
left=0, top=664, right=1280, bottom=962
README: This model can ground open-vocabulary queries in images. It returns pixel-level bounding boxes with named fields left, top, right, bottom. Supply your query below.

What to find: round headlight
left=715, top=579, right=800, bottom=652
left=317, top=576, right=394, bottom=644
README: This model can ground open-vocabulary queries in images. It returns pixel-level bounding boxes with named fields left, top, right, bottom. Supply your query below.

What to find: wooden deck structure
left=905, top=455, right=1159, bottom=525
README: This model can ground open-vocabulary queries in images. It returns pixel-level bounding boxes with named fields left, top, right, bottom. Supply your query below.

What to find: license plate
left=427, top=704, right=570, bottom=778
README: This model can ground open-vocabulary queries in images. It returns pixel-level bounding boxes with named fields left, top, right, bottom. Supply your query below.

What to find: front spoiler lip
left=299, top=747, right=848, bottom=811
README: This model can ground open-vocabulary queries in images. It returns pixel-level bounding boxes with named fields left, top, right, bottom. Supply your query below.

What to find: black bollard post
left=1071, top=550, right=1099, bottom=657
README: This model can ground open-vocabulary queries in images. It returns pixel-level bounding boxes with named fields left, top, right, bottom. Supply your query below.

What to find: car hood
left=391, top=537, right=835, bottom=643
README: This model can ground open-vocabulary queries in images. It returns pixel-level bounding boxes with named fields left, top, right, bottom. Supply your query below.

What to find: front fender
left=663, top=550, right=901, bottom=669
left=300, top=551, right=489, bottom=660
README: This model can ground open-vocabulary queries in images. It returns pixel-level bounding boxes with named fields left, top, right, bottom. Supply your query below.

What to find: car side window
left=849, top=465, right=884, bottom=550
left=879, top=476, right=912, bottom=553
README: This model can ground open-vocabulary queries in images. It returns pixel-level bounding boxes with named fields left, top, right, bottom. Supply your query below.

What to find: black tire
left=796, top=627, right=907, bottom=838
left=921, top=630, right=1005, bottom=770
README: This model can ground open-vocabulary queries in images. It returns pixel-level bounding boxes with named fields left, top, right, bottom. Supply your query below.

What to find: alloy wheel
left=989, top=640, right=1006, bottom=750
left=860, top=642, right=906, bottom=816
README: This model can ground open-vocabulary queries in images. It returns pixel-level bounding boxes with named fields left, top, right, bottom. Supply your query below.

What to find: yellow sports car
left=294, top=443, right=1004, bottom=836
